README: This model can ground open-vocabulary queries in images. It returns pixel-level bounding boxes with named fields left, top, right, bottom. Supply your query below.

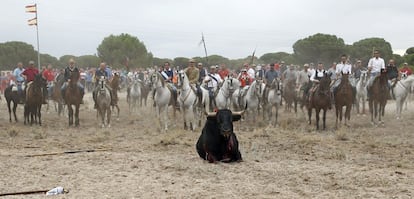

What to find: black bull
left=196, top=109, right=243, bottom=163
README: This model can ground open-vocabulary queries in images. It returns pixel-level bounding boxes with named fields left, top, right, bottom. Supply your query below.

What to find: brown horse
left=63, top=70, right=83, bottom=126
left=24, top=74, right=45, bottom=125
left=109, top=72, right=120, bottom=120
left=368, top=69, right=388, bottom=125
left=283, top=78, right=298, bottom=113
left=334, top=73, right=354, bottom=127
left=307, top=73, right=331, bottom=130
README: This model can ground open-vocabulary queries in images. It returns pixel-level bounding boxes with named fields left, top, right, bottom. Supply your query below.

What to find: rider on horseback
left=204, top=65, right=222, bottom=109
left=308, top=62, right=329, bottom=107
left=93, top=62, right=113, bottom=109
left=331, top=54, right=352, bottom=103
left=61, top=58, right=85, bottom=104
left=22, top=61, right=47, bottom=104
left=263, top=63, right=279, bottom=105
left=184, top=59, right=200, bottom=95
left=12, top=62, right=25, bottom=103
left=366, top=50, right=386, bottom=100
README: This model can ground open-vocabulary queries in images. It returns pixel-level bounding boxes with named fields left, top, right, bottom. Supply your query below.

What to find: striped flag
left=28, top=17, right=37, bottom=26
left=25, top=4, right=37, bottom=13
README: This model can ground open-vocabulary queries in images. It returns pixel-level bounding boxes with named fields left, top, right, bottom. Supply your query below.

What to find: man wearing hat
left=184, top=59, right=201, bottom=99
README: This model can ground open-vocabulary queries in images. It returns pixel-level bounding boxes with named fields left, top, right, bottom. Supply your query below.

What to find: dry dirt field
left=0, top=92, right=413, bottom=198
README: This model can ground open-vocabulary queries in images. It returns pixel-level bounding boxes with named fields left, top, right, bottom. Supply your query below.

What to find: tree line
left=1, top=33, right=413, bottom=71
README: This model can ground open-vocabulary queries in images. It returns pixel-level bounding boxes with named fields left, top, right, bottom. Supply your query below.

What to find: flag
left=25, top=4, right=37, bottom=13
left=28, top=17, right=37, bottom=26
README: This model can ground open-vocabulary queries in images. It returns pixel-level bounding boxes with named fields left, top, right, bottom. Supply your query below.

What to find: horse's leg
left=75, top=105, right=80, bottom=127
left=315, top=108, right=320, bottom=130
left=181, top=104, right=187, bottom=130
left=308, top=107, right=312, bottom=125
left=115, top=104, right=120, bottom=121
left=68, top=105, right=73, bottom=126
left=7, top=101, right=12, bottom=122
left=38, top=105, right=42, bottom=126
left=107, top=107, right=111, bottom=128
left=163, top=104, right=169, bottom=131
left=369, top=100, right=374, bottom=124
left=275, top=104, right=279, bottom=126
left=335, top=105, right=339, bottom=128
left=345, top=104, right=351, bottom=126
left=322, top=108, right=327, bottom=130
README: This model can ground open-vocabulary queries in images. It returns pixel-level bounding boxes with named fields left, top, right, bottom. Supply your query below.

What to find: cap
left=189, top=59, right=195, bottom=63
left=197, top=62, right=203, bottom=66
left=29, top=61, right=35, bottom=65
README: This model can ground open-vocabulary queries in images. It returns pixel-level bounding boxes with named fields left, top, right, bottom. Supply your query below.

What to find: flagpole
left=35, top=4, right=40, bottom=70
left=202, top=33, right=208, bottom=64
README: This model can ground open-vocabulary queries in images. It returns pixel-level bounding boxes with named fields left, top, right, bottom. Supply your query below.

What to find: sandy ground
left=0, top=91, right=413, bottom=198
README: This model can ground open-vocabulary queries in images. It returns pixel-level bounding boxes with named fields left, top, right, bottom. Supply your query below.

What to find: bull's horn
left=233, top=110, right=245, bottom=115
left=205, top=111, right=217, bottom=117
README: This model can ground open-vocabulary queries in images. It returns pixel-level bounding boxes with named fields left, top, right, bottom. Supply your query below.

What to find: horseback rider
left=12, top=62, right=25, bottom=103
left=61, top=58, right=85, bottom=104
left=263, top=63, right=279, bottom=105
left=22, top=61, right=47, bottom=104
left=308, top=62, right=329, bottom=104
left=204, top=65, right=222, bottom=109
left=296, top=63, right=311, bottom=98
left=332, top=54, right=352, bottom=94
left=387, top=59, right=399, bottom=98
left=366, top=50, right=386, bottom=100
left=352, top=60, right=367, bottom=80
left=93, top=62, right=113, bottom=109
left=184, top=59, right=200, bottom=91
left=162, top=62, right=178, bottom=106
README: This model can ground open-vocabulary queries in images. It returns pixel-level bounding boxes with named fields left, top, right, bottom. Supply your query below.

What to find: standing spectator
left=42, top=64, right=55, bottom=99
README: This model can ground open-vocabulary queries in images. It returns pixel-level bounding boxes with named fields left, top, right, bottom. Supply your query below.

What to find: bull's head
left=206, top=109, right=244, bottom=139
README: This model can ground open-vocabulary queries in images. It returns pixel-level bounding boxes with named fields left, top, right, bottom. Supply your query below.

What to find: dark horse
left=368, top=69, right=388, bottom=125
left=24, top=74, right=46, bottom=125
left=334, top=73, right=354, bottom=127
left=307, top=73, right=331, bottom=130
left=4, top=82, right=25, bottom=122
left=63, top=70, right=83, bottom=126
left=109, top=72, right=120, bottom=120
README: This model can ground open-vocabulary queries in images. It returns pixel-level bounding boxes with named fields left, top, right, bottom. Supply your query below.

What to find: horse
left=215, top=76, right=239, bottom=110
left=283, top=78, right=298, bottom=113
left=390, top=74, right=414, bottom=119
left=149, top=72, right=176, bottom=132
left=355, top=70, right=368, bottom=115
left=24, top=74, right=45, bottom=125
left=368, top=69, right=388, bottom=125
left=232, top=79, right=264, bottom=122
left=128, top=78, right=142, bottom=112
left=334, top=73, right=354, bottom=127
left=63, top=70, right=83, bottom=126
left=50, top=73, right=66, bottom=116
left=96, top=76, right=112, bottom=128
left=140, top=77, right=151, bottom=106
left=177, top=70, right=198, bottom=131
left=109, top=72, right=120, bottom=120
left=4, top=82, right=25, bottom=122
left=307, top=73, right=331, bottom=130
left=265, top=78, right=282, bottom=126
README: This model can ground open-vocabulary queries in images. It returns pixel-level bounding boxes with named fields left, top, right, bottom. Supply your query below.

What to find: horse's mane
left=155, top=72, right=165, bottom=87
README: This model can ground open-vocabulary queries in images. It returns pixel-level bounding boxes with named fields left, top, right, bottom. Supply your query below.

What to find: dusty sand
left=0, top=92, right=413, bottom=198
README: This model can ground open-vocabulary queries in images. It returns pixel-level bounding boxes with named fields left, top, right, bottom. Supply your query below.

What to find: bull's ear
left=232, top=114, right=242, bottom=122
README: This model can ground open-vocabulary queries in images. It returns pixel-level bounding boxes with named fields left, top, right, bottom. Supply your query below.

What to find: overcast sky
left=1, top=0, right=413, bottom=60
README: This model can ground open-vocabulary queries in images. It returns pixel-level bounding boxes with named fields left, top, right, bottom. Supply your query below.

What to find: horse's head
left=318, top=73, right=331, bottom=94
left=177, top=70, right=186, bottom=88
left=253, top=79, right=264, bottom=97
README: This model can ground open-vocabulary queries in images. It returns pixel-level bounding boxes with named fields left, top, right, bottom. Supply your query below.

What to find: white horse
left=355, top=70, right=368, bottom=115
left=232, top=79, right=264, bottom=122
left=215, top=76, right=239, bottom=110
left=128, top=78, right=142, bottom=113
left=265, top=78, right=282, bottom=126
left=390, top=74, right=414, bottom=119
left=150, top=72, right=174, bottom=132
left=177, top=70, right=198, bottom=131
left=400, top=71, right=412, bottom=110
left=96, top=77, right=112, bottom=128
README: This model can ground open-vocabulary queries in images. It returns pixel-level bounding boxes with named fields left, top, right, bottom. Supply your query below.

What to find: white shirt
left=204, top=73, right=222, bottom=88
left=367, top=57, right=385, bottom=73
left=310, top=69, right=326, bottom=82
left=336, top=62, right=352, bottom=75
left=247, top=68, right=255, bottom=79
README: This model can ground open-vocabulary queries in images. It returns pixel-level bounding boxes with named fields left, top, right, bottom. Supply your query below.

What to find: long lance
left=201, top=33, right=208, bottom=64
left=250, top=45, right=257, bottom=65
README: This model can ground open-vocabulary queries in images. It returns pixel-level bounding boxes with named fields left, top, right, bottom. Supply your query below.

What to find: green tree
left=153, top=57, right=173, bottom=68
left=205, top=55, right=229, bottom=66
left=259, top=52, right=297, bottom=64
left=173, top=57, right=190, bottom=69
left=0, top=41, right=37, bottom=70
left=97, top=33, right=152, bottom=69
left=59, top=55, right=77, bottom=67
left=76, top=55, right=101, bottom=68
left=40, top=53, right=59, bottom=68
left=292, top=33, right=347, bottom=65
left=349, top=38, right=393, bottom=63
left=406, top=47, right=414, bottom=55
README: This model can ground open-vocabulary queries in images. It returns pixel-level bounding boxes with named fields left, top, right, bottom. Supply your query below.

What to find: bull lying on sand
left=196, top=109, right=243, bottom=163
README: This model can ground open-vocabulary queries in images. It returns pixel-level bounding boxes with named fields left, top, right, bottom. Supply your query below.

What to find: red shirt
left=400, top=67, right=412, bottom=76
left=218, top=69, right=230, bottom=79
left=22, top=67, right=39, bottom=82
left=239, top=73, right=252, bottom=87
left=42, top=69, right=55, bottom=81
